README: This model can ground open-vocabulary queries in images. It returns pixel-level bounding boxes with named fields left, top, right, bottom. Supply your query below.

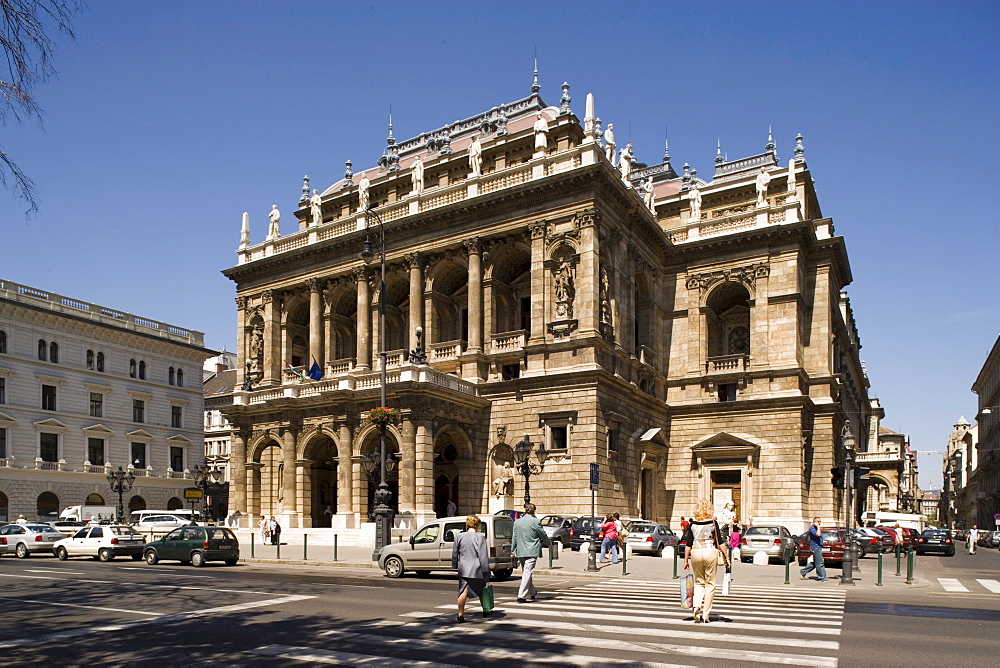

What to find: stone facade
left=0, top=279, right=214, bottom=522
left=958, top=333, right=1000, bottom=529
left=221, top=85, right=873, bottom=535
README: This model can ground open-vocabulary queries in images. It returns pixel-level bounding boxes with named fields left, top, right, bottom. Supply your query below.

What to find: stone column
left=261, top=289, right=281, bottom=384
left=398, top=417, right=416, bottom=513
left=308, top=278, right=323, bottom=370
left=576, top=210, right=599, bottom=337
left=528, top=221, right=548, bottom=343
left=246, top=461, right=263, bottom=519
left=354, top=268, right=371, bottom=370
left=295, top=458, right=313, bottom=527
left=465, top=239, right=483, bottom=352
left=280, top=426, right=298, bottom=524
left=235, top=297, right=248, bottom=387
left=352, top=456, right=364, bottom=526
left=407, top=252, right=424, bottom=350
left=230, top=428, right=249, bottom=519
left=337, top=422, right=354, bottom=515
left=413, top=419, right=435, bottom=524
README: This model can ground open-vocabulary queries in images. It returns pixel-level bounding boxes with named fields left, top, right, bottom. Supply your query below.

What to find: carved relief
left=260, top=289, right=273, bottom=305
left=574, top=208, right=600, bottom=229
left=529, top=220, right=548, bottom=239
left=235, top=296, right=249, bottom=311
left=685, top=263, right=770, bottom=293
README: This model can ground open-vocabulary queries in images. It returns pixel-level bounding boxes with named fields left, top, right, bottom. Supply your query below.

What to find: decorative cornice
left=685, top=262, right=770, bottom=293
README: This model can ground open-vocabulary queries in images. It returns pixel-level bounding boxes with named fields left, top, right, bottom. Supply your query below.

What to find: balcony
left=705, top=354, right=749, bottom=376
left=430, top=340, right=464, bottom=362
left=490, top=330, right=526, bottom=354
left=638, top=345, right=657, bottom=368
left=856, top=451, right=904, bottom=464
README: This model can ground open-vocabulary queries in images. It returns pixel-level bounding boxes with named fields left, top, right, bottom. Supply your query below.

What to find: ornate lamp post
left=841, top=425, right=857, bottom=586
left=361, top=204, right=395, bottom=559
left=107, top=465, right=136, bottom=524
left=193, top=464, right=223, bottom=521
left=512, top=435, right=548, bottom=504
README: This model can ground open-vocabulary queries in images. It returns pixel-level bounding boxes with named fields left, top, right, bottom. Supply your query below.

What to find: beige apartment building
left=221, top=82, right=873, bottom=534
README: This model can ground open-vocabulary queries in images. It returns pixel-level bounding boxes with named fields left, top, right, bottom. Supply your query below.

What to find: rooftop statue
left=240, top=211, right=250, bottom=247
left=604, top=123, right=616, bottom=164
left=468, top=136, right=483, bottom=177
left=411, top=156, right=424, bottom=195
left=642, top=176, right=655, bottom=210
left=359, top=173, right=371, bottom=211
left=534, top=112, right=549, bottom=152
left=619, top=142, right=634, bottom=181
left=755, top=167, right=771, bottom=207
left=688, top=184, right=702, bottom=222
left=267, top=205, right=281, bottom=240
left=309, top=189, right=322, bottom=226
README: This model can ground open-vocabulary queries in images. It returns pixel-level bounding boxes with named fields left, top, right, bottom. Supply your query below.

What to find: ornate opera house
left=221, top=76, right=873, bottom=536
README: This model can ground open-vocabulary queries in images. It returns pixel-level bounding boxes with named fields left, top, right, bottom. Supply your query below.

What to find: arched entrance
left=37, top=491, right=59, bottom=519
left=0, top=491, right=8, bottom=523
left=306, top=434, right=338, bottom=527
left=254, top=439, right=283, bottom=517
left=86, top=493, right=105, bottom=505
left=167, top=497, right=183, bottom=510
left=434, top=437, right=460, bottom=517
left=129, top=495, right=146, bottom=513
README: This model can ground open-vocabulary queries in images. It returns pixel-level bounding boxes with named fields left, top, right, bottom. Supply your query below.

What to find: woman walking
left=682, top=499, right=730, bottom=624
left=259, top=515, right=269, bottom=543
left=452, top=514, right=491, bottom=622
left=598, top=513, right=619, bottom=564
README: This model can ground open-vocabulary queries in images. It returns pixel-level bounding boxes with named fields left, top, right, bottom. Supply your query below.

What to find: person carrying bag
left=452, top=514, right=492, bottom=622
left=681, top=499, right=731, bottom=624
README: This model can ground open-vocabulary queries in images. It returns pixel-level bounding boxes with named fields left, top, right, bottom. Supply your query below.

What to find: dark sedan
left=568, top=516, right=602, bottom=551
left=144, top=525, right=239, bottom=567
left=914, top=529, right=955, bottom=556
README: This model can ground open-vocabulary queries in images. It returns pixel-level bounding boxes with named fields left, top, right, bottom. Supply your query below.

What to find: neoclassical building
left=222, top=80, right=873, bottom=534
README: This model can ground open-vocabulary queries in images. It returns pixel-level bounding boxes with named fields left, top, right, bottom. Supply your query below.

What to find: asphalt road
left=0, top=545, right=996, bottom=666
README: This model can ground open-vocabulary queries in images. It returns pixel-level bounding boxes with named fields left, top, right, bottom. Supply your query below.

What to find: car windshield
left=111, top=526, right=141, bottom=535
left=746, top=527, right=780, bottom=536
left=629, top=524, right=655, bottom=533
left=922, top=530, right=947, bottom=536
left=493, top=519, right=513, bottom=540
left=541, top=516, right=564, bottom=526
left=28, top=525, right=59, bottom=533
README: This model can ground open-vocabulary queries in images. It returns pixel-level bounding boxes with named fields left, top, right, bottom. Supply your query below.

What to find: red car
left=797, top=528, right=848, bottom=566
left=876, top=526, right=913, bottom=549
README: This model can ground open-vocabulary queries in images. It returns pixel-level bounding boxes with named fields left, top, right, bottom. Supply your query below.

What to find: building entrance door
left=711, top=470, right=741, bottom=521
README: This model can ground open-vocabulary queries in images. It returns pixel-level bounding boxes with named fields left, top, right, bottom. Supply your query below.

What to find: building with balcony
left=0, top=279, right=214, bottom=522
left=202, top=353, right=237, bottom=520
left=221, top=80, right=873, bottom=534
left=968, top=333, right=1000, bottom=529
left=943, top=416, right=978, bottom=528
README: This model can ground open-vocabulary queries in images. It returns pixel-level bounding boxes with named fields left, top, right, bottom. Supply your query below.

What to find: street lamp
left=361, top=204, right=395, bottom=559
left=512, top=435, right=548, bottom=504
left=841, top=425, right=857, bottom=586
left=361, top=451, right=400, bottom=521
left=107, top=465, right=136, bottom=524
left=192, top=464, right=223, bottom=522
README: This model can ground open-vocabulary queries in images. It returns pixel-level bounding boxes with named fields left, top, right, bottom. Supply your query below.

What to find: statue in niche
left=600, top=267, right=612, bottom=325
left=277, top=462, right=284, bottom=503
left=533, top=112, right=549, bottom=151
left=248, top=324, right=264, bottom=373
left=492, top=461, right=514, bottom=497
left=755, top=167, right=771, bottom=207
left=604, top=123, right=616, bottom=163
left=411, top=156, right=424, bottom=195
left=619, top=142, right=634, bottom=180
left=309, top=189, right=322, bottom=225
left=359, top=173, right=371, bottom=211
left=468, top=136, right=483, bottom=177
left=688, top=183, right=702, bottom=221
left=642, top=176, right=655, bottom=210
left=553, top=255, right=576, bottom=318
left=267, top=204, right=281, bottom=240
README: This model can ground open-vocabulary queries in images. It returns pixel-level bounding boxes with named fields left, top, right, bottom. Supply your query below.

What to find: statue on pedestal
left=688, top=184, right=702, bottom=222
left=619, top=142, right=634, bottom=180
left=359, top=173, right=371, bottom=211
left=533, top=112, right=549, bottom=152
left=604, top=123, right=616, bottom=163
left=755, top=167, right=771, bottom=207
left=492, top=461, right=514, bottom=497
left=267, top=205, right=281, bottom=240
left=642, top=176, right=655, bottom=210
left=240, top=211, right=250, bottom=247
left=411, top=156, right=424, bottom=195
left=309, top=189, right=322, bottom=226
left=468, top=136, right=483, bottom=177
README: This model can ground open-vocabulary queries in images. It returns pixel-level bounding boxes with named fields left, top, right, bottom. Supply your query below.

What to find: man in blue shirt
left=800, top=517, right=827, bottom=581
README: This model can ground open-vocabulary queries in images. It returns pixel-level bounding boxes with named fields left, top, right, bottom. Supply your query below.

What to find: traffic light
left=831, top=466, right=845, bottom=488
left=853, top=466, right=871, bottom=490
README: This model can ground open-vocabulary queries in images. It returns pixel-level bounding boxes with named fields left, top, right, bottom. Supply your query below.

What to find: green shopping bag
left=481, top=584, right=495, bottom=613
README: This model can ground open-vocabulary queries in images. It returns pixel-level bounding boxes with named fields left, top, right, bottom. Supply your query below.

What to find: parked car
left=378, top=514, right=514, bottom=579
left=53, top=524, right=146, bottom=561
left=914, top=529, right=955, bottom=556
left=47, top=520, right=87, bottom=533
left=738, top=525, right=797, bottom=563
left=876, top=526, right=912, bottom=550
left=797, top=527, right=849, bottom=566
left=568, top=516, right=602, bottom=551
left=540, top=515, right=577, bottom=547
left=849, top=528, right=889, bottom=557
left=135, top=514, right=195, bottom=530
left=624, top=522, right=678, bottom=556
left=143, top=526, right=239, bottom=567
left=0, top=538, right=8, bottom=557
left=978, top=530, right=1000, bottom=549
left=0, top=524, right=66, bottom=558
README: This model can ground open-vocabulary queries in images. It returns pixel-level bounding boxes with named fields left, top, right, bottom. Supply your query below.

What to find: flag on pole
left=308, top=357, right=324, bottom=381
left=284, top=360, right=307, bottom=383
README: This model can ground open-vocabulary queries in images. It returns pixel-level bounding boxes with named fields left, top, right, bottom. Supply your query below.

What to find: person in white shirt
left=968, top=525, right=980, bottom=554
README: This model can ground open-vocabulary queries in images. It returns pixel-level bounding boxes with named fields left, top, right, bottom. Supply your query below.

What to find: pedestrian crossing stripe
left=936, top=578, right=1000, bottom=593
left=977, top=579, right=1000, bottom=594
left=938, top=578, right=969, bottom=592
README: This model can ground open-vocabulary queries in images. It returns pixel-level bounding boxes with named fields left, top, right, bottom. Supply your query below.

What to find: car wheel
left=15, top=542, right=29, bottom=558
left=947, top=550, right=955, bottom=557
left=654, top=544, right=664, bottom=557
left=191, top=552, right=206, bottom=568
left=492, top=568, right=513, bottom=581
left=383, top=555, right=404, bottom=578
left=225, top=558, right=238, bottom=566
left=144, top=550, right=159, bottom=565
left=56, top=546, right=69, bottom=561
left=131, top=554, right=142, bottom=561
left=98, top=548, right=114, bottom=562
left=857, top=546, right=866, bottom=559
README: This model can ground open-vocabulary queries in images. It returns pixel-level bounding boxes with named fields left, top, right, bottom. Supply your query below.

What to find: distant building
left=943, top=416, right=978, bottom=528
left=919, top=491, right=939, bottom=523
left=969, top=334, right=1000, bottom=528
left=0, top=279, right=213, bottom=522
left=203, top=354, right=236, bottom=521
left=856, top=396, right=919, bottom=514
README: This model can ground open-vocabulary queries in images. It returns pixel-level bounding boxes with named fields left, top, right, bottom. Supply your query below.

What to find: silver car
left=0, top=523, right=66, bottom=558
left=738, top=525, right=796, bottom=563
left=540, top=515, right=577, bottom=547
left=624, top=522, right=679, bottom=556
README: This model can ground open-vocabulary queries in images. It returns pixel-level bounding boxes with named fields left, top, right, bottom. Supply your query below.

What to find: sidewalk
left=240, top=539, right=928, bottom=589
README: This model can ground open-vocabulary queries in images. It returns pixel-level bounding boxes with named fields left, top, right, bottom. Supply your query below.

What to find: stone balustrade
left=705, top=354, right=749, bottom=376
left=490, top=330, right=526, bottom=352
left=430, top=340, right=464, bottom=361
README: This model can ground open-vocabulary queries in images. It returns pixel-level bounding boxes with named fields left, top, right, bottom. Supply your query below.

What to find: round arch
left=356, top=425, right=402, bottom=520
left=128, top=495, right=146, bottom=513
left=37, top=491, right=59, bottom=519
left=297, top=426, right=341, bottom=461
left=704, top=280, right=752, bottom=358
left=86, top=493, right=105, bottom=505
left=432, top=424, right=476, bottom=518
left=166, top=497, right=183, bottom=510
left=0, top=490, right=8, bottom=523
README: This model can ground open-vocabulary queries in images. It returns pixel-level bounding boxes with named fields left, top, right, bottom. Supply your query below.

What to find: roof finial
left=560, top=82, right=571, bottom=114
left=344, top=159, right=353, bottom=184
left=715, top=140, right=724, bottom=165
left=300, top=175, right=310, bottom=204
left=765, top=124, right=776, bottom=156
left=531, top=52, right=540, bottom=94
left=387, top=106, right=395, bottom=146
left=794, top=133, right=805, bottom=163
left=663, top=127, right=670, bottom=163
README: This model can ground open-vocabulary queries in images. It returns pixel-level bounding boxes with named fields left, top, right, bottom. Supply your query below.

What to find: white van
left=129, top=509, right=201, bottom=525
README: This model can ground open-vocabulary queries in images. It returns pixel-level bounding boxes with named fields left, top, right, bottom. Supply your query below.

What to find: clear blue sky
left=2, top=1, right=997, bottom=490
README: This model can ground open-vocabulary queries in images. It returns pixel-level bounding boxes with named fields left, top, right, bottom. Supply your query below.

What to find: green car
left=143, top=525, right=240, bottom=567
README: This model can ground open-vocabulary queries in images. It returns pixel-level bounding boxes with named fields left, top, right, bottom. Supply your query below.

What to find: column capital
left=353, top=266, right=369, bottom=283
left=260, top=288, right=273, bottom=304
left=463, top=237, right=481, bottom=255
left=306, top=277, right=321, bottom=293
left=405, top=252, right=426, bottom=270
left=529, top=220, right=548, bottom=239
left=235, top=296, right=249, bottom=310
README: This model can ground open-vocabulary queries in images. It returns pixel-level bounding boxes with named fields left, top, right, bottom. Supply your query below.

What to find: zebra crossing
left=936, top=577, right=1000, bottom=594
left=248, top=578, right=847, bottom=666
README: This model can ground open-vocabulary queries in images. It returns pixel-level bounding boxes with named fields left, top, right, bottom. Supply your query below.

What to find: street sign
left=590, top=462, right=599, bottom=491
left=994, top=513, right=1000, bottom=520
left=184, top=488, right=203, bottom=500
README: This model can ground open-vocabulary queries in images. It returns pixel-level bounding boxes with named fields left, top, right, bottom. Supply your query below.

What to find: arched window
left=0, top=490, right=8, bottom=523
left=96, top=352, right=105, bottom=372
left=138, top=360, right=146, bottom=380
left=168, top=367, right=175, bottom=385
left=705, top=282, right=751, bottom=358
left=38, top=339, right=47, bottom=361
left=85, top=493, right=105, bottom=505
left=49, top=341, right=58, bottom=364
left=86, top=349, right=95, bottom=370
left=37, top=491, right=59, bottom=520
left=176, top=368, right=184, bottom=387
left=166, top=497, right=183, bottom=511
left=129, top=359, right=137, bottom=378
left=0, top=330, right=6, bottom=354
left=128, top=495, right=146, bottom=512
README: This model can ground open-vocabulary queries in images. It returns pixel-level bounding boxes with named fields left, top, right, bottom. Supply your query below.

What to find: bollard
left=622, top=543, right=628, bottom=575
left=905, top=546, right=914, bottom=585
left=895, top=545, right=902, bottom=576
left=548, top=543, right=554, bottom=569
left=673, top=543, right=680, bottom=579
left=251, top=532, right=254, bottom=558
left=876, top=547, right=883, bottom=586
left=784, top=546, right=791, bottom=584
left=276, top=536, right=281, bottom=559
left=304, top=534, right=308, bottom=560
left=333, top=534, right=338, bottom=562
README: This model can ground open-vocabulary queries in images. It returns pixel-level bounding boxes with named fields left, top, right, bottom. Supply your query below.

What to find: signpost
left=184, top=488, right=203, bottom=522
left=994, top=513, right=1000, bottom=528
left=587, top=463, right=599, bottom=571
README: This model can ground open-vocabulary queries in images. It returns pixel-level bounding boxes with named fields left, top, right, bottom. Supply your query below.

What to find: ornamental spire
left=794, top=133, right=806, bottom=163
left=715, top=140, right=724, bottom=165
left=765, top=125, right=776, bottom=157
left=531, top=54, right=540, bottom=94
